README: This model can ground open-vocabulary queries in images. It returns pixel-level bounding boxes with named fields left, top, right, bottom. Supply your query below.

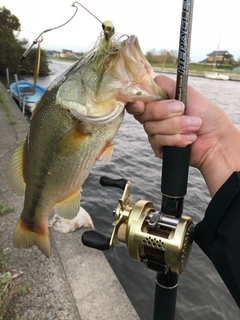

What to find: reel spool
left=82, top=176, right=194, bottom=274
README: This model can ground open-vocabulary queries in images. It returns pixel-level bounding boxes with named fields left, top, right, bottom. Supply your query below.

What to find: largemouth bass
left=7, top=22, right=167, bottom=257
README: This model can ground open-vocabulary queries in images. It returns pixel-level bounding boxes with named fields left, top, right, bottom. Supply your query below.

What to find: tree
left=145, top=49, right=178, bottom=65
left=0, top=6, right=20, bottom=31
left=19, top=45, right=51, bottom=75
left=0, top=6, right=50, bottom=75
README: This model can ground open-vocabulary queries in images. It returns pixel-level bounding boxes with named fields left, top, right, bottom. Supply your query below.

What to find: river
left=12, top=59, right=240, bottom=320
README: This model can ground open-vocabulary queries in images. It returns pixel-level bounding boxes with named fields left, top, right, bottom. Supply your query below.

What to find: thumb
left=154, top=75, right=176, bottom=99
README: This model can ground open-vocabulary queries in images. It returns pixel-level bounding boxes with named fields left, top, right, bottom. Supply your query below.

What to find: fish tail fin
left=13, top=217, right=50, bottom=258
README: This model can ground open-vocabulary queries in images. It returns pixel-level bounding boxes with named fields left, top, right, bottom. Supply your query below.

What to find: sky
left=2, top=0, right=240, bottom=62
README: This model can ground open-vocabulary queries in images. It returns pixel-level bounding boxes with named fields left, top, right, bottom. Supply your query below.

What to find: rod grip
left=161, top=145, right=190, bottom=197
left=154, top=271, right=178, bottom=320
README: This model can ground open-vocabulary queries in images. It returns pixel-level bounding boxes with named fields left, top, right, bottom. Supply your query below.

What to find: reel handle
left=99, top=176, right=128, bottom=190
left=82, top=176, right=129, bottom=251
left=82, top=229, right=111, bottom=251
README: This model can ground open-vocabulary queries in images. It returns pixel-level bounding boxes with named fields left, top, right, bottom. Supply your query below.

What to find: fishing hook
left=19, top=2, right=104, bottom=63
left=19, top=3, right=79, bottom=62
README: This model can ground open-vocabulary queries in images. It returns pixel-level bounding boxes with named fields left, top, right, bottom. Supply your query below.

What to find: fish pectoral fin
left=13, top=217, right=50, bottom=258
left=7, top=141, right=26, bottom=196
left=54, top=189, right=81, bottom=219
left=55, top=126, right=88, bottom=156
left=100, top=142, right=114, bottom=164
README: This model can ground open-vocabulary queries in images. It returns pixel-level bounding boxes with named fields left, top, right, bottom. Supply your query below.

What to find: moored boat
left=204, top=72, right=229, bottom=81
left=10, top=79, right=46, bottom=113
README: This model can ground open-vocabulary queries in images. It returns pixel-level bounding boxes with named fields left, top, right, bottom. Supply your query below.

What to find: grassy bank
left=0, top=250, right=31, bottom=320
left=151, top=62, right=240, bottom=73
left=0, top=92, right=16, bottom=125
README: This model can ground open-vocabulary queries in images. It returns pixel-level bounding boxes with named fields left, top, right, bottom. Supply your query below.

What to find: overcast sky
left=2, top=0, right=240, bottom=62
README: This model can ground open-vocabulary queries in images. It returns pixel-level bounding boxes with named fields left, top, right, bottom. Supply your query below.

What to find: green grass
left=0, top=201, right=14, bottom=216
left=0, top=249, right=31, bottom=320
left=0, top=92, right=16, bottom=125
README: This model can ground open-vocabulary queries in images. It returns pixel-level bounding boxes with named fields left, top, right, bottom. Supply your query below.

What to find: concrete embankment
left=0, top=82, right=140, bottom=320
left=154, top=67, right=240, bottom=81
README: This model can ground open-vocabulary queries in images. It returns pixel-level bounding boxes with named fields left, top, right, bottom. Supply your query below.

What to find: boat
left=10, top=79, right=46, bottom=113
left=204, top=72, right=229, bottom=81
left=204, top=35, right=229, bottom=81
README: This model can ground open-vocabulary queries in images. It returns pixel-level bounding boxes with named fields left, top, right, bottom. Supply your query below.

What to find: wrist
left=200, top=125, right=240, bottom=197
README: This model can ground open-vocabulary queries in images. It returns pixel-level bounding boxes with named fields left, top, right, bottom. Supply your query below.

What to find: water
left=12, top=60, right=240, bottom=319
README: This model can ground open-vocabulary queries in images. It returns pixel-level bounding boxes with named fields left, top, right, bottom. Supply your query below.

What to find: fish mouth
left=70, top=101, right=125, bottom=125
left=56, top=33, right=167, bottom=125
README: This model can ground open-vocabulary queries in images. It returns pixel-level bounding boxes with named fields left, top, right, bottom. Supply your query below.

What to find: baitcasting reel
left=82, top=176, right=194, bottom=274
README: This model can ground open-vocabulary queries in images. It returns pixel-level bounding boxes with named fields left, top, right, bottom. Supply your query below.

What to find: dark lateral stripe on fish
left=23, top=184, right=48, bottom=222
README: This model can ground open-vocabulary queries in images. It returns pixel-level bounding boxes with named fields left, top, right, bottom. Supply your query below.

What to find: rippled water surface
left=23, top=60, right=240, bottom=319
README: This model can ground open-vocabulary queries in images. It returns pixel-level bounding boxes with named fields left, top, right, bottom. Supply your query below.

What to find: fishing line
left=19, top=2, right=103, bottom=62
left=73, top=2, right=102, bottom=24
left=19, top=3, right=79, bottom=62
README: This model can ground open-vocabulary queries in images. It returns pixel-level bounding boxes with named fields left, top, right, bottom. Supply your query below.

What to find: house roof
left=207, top=50, right=233, bottom=57
left=62, top=49, right=73, bottom=53
left=199, top=58, right=210, bottom=63
left=199, top=58, right=224, bottom=64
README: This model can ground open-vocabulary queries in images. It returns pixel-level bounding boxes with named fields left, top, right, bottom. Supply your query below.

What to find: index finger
left=134, top=99, right=184, bottom=124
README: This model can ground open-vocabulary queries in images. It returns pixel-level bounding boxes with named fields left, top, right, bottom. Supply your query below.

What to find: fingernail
left=187, top=116, right=202, bottom=127
left=167, top=101, right=184, bottom=113
left=188, top=134, right=197, bottom=142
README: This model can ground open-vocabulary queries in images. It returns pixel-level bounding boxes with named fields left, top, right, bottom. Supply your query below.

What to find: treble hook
left=19, top=3, right=79, bottom=62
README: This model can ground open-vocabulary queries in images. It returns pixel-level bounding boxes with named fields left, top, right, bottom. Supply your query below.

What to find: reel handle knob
left=99, top=176, right=127, bottom=190
left=82, top=229, right=111, bottom=251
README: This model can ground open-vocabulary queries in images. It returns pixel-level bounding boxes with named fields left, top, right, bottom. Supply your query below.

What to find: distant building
left=46, top=49, right=82, bottom=59
left=60, top=49, right=78, bottom=59
left=199, top=50, right=233, bottom=65
left=53, top=52, right=60, bottom=58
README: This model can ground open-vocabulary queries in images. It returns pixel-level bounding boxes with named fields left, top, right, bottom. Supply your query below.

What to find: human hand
left=126, top=75, right=240, bottom=196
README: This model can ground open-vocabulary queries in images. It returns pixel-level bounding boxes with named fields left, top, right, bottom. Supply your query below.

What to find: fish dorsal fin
left=100, top=143, right=114, bottom=164
left=55, top=126, right=88, bottom=156
left=6, top=141, right=26, bottom=196
left=54, top=189, right=81, bottom=219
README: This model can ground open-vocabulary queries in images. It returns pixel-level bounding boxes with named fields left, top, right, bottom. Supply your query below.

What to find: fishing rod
left=82, top=0, right=194, bottom=319
left=154, top=0, right=194, bottom=319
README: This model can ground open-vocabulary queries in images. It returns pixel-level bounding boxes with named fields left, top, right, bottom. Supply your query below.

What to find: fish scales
left=7, top=29, right=167, bottom=257
left=23, top=86, right=122, bottom=216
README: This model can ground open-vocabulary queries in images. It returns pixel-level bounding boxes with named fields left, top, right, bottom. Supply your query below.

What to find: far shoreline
left=153, top=67, right=240, bottom=82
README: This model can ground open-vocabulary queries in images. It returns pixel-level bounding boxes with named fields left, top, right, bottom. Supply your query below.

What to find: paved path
left=0, top=82, right=140, bottom=320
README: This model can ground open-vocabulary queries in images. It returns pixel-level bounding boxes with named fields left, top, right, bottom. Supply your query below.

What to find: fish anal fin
left=100, top=142, right=114, bottom=164
left=7, top=141, right=26, bottom=196
left=56, top=126, right=88, bottom=156
left=13, top=217, right=50, bottom=258
left=55, top=189, right=81, bottom=219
